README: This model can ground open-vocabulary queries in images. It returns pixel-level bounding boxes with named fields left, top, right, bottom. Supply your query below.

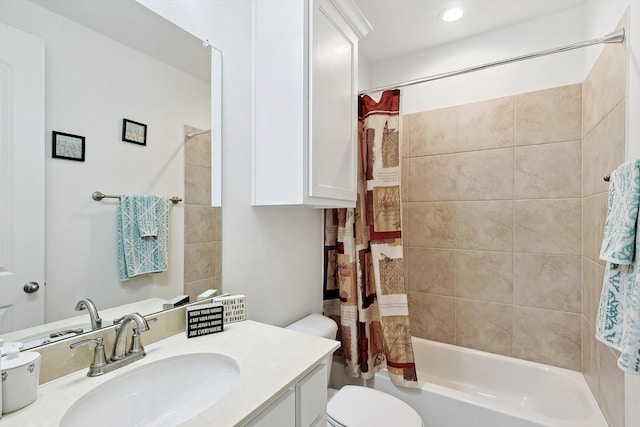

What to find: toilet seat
left=327, top=385, right=423, bottom=427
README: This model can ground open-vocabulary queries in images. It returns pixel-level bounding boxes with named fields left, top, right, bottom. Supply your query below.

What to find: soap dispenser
left=1, top=348, right=41, bottom=414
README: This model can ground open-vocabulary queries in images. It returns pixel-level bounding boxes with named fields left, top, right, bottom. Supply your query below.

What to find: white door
left=0, top=23, right=45, bottom=333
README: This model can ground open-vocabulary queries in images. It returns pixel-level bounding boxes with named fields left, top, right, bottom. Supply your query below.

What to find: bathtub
left=331, top=337, right=608, bottom=427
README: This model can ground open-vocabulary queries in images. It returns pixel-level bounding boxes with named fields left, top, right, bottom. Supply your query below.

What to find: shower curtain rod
left=360, top=29, right=625, bottom=94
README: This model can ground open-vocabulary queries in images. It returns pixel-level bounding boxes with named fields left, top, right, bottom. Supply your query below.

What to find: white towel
left=117, top=195, right=170, bottom=281
left=595, top=159, right=640, bottom=373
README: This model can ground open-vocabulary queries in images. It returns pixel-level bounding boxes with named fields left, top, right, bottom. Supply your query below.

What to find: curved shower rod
left=360, top=29, right=625, bottom=94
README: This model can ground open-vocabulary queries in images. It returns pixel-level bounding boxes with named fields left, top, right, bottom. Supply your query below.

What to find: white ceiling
left=354, top=0, right=587, bottom=62
left=29, top=0, right=210, bottom=82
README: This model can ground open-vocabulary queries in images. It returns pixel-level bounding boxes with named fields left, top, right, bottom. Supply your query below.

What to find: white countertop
left=0, top=320, right=340, bottom=427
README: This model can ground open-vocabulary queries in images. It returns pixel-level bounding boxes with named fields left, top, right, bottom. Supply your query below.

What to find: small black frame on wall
left=52, top=131, right=85, bottom=162
left=122, top=118, right=147, bottom=146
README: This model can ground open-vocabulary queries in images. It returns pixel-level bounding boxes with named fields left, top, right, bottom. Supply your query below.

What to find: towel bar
left=604, top=174, right=611, bottom=182
left=92, top=191, right=182, bottom=204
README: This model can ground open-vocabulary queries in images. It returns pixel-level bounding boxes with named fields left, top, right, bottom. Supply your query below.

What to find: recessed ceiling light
left=440, top=7, right=464, bottom=23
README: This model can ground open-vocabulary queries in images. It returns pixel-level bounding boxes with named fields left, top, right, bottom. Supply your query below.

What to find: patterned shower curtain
left=323, top=89, right=418, bottom=387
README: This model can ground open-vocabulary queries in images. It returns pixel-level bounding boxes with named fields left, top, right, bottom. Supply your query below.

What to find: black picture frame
left=52, top=131, right=85, bottom=162
left=122, top=118, right=147, bottom=146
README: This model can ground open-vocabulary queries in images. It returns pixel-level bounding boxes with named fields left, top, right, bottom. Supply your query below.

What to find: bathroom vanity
left=0, top=320, right=339, bottom=426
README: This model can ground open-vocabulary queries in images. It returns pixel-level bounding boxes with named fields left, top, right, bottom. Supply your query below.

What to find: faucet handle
left=70, top=336, right=103, bottom=349
left=129, top=319, right=155, bottom=355
left=70, top=337, right=108, bottom=377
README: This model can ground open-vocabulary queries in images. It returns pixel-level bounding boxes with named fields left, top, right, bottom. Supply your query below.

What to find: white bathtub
left=331, top=337, right=608, bottom=427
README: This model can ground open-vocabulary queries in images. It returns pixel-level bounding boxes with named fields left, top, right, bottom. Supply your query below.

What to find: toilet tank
left=286, top=313, right=338, bottom=339
left=286, top=313, right=338, bottom=384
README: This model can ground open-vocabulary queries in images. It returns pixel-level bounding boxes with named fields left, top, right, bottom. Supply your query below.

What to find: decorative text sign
left=186, top=303, right=224, bottom=338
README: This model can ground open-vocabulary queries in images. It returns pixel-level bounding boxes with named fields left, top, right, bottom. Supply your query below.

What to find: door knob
left=23, top=281, right=40, bottom=293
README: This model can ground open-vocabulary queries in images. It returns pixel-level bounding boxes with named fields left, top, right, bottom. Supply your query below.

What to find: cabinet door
left=245, top=389, right=296, bottom=427
left=308, top=0, right=358, bottom=203
left=296, top=364, right=328, bottom=427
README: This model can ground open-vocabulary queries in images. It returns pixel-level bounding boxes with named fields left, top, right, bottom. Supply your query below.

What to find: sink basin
left=60, top=353, right=240, bottom=427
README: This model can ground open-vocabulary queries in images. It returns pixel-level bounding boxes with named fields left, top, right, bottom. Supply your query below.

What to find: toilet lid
left=327, top=386, right=422, bottom=427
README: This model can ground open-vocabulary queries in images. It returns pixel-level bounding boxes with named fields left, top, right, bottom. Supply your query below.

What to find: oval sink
left=60, top=353, right=239, bottom=427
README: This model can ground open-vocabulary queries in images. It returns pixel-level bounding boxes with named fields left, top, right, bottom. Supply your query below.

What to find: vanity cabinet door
left=296, top=364, right=328, bottom=427
left=251, top=0, right=369, bottom=208
left=245, top=389, right=295, bottom=427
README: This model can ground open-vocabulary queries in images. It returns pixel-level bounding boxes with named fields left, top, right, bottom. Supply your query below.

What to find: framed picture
left=122, top=118, right=147, bottom=145
left=52, top=131, right=85, bottom=162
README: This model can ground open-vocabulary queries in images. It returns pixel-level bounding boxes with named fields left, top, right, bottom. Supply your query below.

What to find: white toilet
left=287, top=314, right=423, bottom=427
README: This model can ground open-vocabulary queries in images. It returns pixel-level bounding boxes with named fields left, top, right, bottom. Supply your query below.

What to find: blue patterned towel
left=596, top=159, right=640, bottom=373
left=117, top=195, right=170, bottom=281
left=599, top=161, right=640, bottom=263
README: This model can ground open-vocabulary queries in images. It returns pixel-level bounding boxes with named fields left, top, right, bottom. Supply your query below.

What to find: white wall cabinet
left=252, top=0, right=371, bottom=207
left=246, top=364, right=328, bottom=427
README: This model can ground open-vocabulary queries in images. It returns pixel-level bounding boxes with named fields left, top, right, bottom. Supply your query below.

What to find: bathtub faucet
left=75, top=298, right=103, bottom=330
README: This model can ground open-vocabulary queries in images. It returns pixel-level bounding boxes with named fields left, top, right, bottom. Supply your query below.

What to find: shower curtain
left=323, top=89, right=418, bottom=387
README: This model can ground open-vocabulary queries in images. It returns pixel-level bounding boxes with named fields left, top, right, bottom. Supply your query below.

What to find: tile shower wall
left=184, top=126, right=222, bottom=301
left=402, top=84, right=583, bottom=371
left=581, top=16, right=627, bottom=427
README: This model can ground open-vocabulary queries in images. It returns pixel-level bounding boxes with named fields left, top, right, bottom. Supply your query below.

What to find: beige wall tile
left=513, top=307, right=581, bottom=370
left=184, top=204, right=216, bottom=244
left=402, top=115, right=410, bottom=159
left=514, top=254, right=581, bottom=312
left=582, top=258, right=605, bottom=328
left=213, top=241, right=222, bottom=280
left=583, top=42, right=626, bottom=135
left=406, top=202, right=456, bottom=248
left=185, top=164, right=212, bottom=205
left=515, top=141, right=582, bottom=199
left=457, top=200, right=513, bottom=251
left=184, top=241, right=215, bottom=283
left=599, top=343, right=626, bottom=427
left=408, top=154, right=456, bottom=201
left=407, top=107, right=457, bottom=157
left=184, top=126, right=211, bottom=168
left=516, top=84, right=582, bottom=146
left=401, top=158, right=409, bottom=202
left=407, top=248, right=455, bottom=296
left=213, top=207, right=222, bottom=241
left=402, top=203, right=408, bottom=243
left=456, top=250, right=513, bottom=303
left=409, top=292, right=455, bottom=344
left=582, top=319, right=600, bottom=401
left=455, top=299, right=513, bottom=356
left=457, top=148, right=514, bottom=200
left=184, top=278, right=217, bottom=302
left=514, top=199, right=582, bottom=255
left=457, top=96, right=515, bottom=151
left=582, top=54, right=601, bottom=137
left=583, top=193, right=608, bottom=265
left=583, top=101, right=626, bottom=197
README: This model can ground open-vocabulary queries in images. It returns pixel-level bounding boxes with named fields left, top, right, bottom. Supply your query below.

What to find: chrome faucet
left=75, top=298, right=103, bottom=330
left=111, top=313, right=150, bottom=361
left=70, top=312, right=151, bottom=377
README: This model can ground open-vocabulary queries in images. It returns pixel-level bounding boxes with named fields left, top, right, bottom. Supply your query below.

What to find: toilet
left=287, top=314, right=423, bottom=427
